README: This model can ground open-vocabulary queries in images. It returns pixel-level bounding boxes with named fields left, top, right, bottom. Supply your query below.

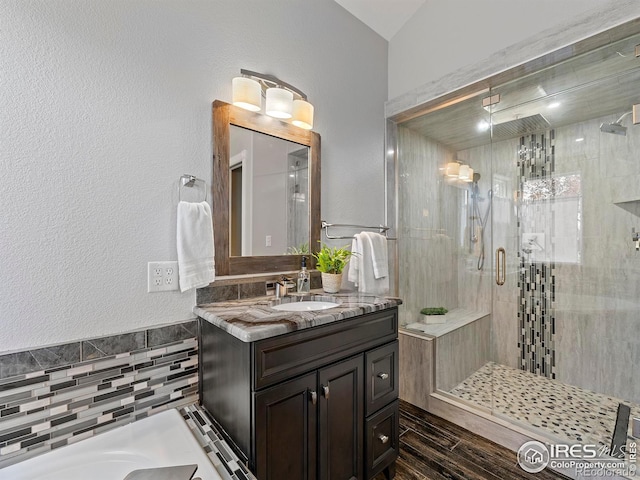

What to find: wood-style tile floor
left=374, top=400, right=570, bottom=480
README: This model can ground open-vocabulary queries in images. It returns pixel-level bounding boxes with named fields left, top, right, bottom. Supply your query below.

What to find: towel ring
left=179, top=174, right=208, bottom=202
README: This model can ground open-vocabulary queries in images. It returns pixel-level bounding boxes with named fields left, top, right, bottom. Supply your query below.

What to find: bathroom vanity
left=195, top=293, right=401, bottom=480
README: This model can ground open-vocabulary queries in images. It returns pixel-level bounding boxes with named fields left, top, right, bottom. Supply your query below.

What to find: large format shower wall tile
left=555, top=309, right=640, bottom=402
left=491, top=300, right=519, bottom=369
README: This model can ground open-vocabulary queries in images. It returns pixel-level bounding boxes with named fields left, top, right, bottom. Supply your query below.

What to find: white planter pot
left=321, top=272, right=343, bottom=294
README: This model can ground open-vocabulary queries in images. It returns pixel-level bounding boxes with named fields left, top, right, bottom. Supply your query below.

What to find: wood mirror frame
left=212, top=100, right=321, bottom=275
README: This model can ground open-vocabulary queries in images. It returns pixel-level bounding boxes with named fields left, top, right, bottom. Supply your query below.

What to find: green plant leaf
left=312, top=243, right=354, bottom=274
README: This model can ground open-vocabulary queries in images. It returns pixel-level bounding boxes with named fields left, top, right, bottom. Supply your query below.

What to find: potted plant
left=313, top=244, right=353, bottom=293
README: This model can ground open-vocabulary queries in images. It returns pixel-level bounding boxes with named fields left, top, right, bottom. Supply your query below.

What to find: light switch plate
left=633, top=417, right=640, bottom=438
left=147, top=261, right=179, bottom=292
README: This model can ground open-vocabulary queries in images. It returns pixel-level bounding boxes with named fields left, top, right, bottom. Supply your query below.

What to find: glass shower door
left=488, top=42, right=640, bottom=457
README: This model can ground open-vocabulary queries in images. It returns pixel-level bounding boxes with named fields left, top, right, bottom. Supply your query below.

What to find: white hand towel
left=363, top=231, right=388, bottom=279
left=348, top=232, right=389, bottom=295
left=348, top=235, right=363, bottom=285
left=177, top=201, right=215, bottom=292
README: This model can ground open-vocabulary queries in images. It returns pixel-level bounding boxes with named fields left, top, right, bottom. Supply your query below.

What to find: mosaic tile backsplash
left=0, top=320, right=198, bottom=468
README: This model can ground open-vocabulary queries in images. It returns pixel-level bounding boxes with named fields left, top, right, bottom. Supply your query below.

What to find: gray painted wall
left=1, top=0, right=387, bottom=351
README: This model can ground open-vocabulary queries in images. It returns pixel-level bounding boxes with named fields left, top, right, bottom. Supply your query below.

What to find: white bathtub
left=2, top=409, right=223, bottom=480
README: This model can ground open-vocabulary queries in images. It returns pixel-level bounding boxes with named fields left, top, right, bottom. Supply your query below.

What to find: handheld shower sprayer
left=469, top=173, right=492, bottom=270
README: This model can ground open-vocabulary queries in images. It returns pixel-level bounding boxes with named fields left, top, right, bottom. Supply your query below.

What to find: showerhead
left=599, top=122, right=627, bottom=136
left=600, top=111, right=632, bottom=136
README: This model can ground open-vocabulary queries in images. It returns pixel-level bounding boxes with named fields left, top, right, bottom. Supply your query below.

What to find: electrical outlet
left=148, top=261, right=179, bottom=292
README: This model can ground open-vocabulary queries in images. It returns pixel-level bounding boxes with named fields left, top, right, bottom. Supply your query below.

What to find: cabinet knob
left=378, top=434, right=389, bottom=444
left=377, top=372, right=389, bottom=380
left=322, top=384, right=330, bottom=400
left=310, top=390, right=317, bottom=405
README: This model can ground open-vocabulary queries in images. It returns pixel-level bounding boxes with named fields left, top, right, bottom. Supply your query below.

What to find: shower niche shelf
left=613, top=198, right=640, bottom=217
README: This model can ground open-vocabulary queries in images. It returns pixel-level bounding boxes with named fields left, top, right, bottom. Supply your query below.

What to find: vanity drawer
left=253, top=308, right=397, bottom=390
left=365, top=340, right=399, bottom=416
left=365, top=400, right=399, bottom=479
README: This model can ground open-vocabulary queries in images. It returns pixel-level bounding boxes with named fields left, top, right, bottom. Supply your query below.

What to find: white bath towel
left=365, top=231, right=389, bottom=279
left=177, top=201, right=215, bottom=292
left=348, top=232, right=389, bottom=295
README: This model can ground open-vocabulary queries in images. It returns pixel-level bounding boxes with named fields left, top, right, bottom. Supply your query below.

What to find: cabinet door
left=318, top=355, right=364, bottom=480
left=255, top=372, right=318, bottom=480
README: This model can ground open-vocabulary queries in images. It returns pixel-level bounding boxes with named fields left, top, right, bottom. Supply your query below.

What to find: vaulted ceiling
left=334, top=0, right=426, bottom=41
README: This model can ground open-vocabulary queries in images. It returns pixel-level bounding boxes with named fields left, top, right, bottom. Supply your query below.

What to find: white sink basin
left=271, top=301, right=340, bottom=312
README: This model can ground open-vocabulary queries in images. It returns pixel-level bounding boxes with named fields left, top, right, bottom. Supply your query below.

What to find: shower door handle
left=496, top=248, right=506, bottom=285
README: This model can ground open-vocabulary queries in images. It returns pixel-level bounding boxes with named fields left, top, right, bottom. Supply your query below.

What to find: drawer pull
left=322, top=384, right=330, bottom=400
left=377, top=372, right=389, bottom=380
left=378, top=434, right=389, bottom=444
left=310, top=390, right=317, bottom=405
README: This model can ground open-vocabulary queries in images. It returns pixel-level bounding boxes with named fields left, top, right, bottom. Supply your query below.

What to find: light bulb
left=232, top=77, right=261, bottom=112
left=459, top=165, right=471, bottom=181
left=265, top=87, right=293, bottom=119
left=291, top=99, right=314, bottom=129
left=445, top=162, right=460, bottom=177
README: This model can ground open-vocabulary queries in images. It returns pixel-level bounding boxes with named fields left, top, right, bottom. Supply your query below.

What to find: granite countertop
left=193, top=290, right=402, bottom=342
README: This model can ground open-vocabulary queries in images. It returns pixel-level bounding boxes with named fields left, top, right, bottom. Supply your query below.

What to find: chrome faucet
left=275, top=276, right=295, bottom=298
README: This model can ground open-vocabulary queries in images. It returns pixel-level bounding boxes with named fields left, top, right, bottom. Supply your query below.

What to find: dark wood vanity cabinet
left=199, top=307, right=399, bottom=480
left=255, top=355, right=363, bottom=480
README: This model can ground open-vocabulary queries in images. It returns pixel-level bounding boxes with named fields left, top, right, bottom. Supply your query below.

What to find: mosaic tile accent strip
left=0, top=321, right=197, bottom=380
left=0, top=321, right=199, bottom=469
left=181, top=404, right=256, bottom=480
left=517, top=131, right=556, bottom=378
left=449, top=362, right=640, bottom=462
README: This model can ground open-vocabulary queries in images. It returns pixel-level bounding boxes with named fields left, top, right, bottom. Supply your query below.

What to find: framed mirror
left=212, top=100, right=321, bottom=275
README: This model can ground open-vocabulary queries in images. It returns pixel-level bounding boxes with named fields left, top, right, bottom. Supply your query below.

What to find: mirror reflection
left=212, top=99, right=320, bottom=275
left=229, top=125, right=309, bottom=257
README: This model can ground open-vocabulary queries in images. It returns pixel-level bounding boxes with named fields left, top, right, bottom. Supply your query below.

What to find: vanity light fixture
left=265, top=87, right=293, bottom=119
left=444, top=161, right=475, bottom=182
left=459, top=164, right=473, bottom=182
left=232, top=77, right=261, bottom=112
left=232, top=69, right=314, bottom=129
left=445, top=162, right=460, bottom=177
left=292, top=99, right=314, bottom=129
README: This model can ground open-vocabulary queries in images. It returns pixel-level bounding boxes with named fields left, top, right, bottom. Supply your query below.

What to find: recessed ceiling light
left=548, top=102, right=561, bottom=109
left=575, top=137, right=584, bottom=142
left=477, top=120, right=491, bottom=132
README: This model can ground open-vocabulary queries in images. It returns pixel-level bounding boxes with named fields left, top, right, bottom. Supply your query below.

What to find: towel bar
left=321, top=220, right=395, bottom=240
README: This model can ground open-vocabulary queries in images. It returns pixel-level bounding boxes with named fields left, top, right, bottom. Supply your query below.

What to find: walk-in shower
left=389, top=19, right=640, bottom=474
